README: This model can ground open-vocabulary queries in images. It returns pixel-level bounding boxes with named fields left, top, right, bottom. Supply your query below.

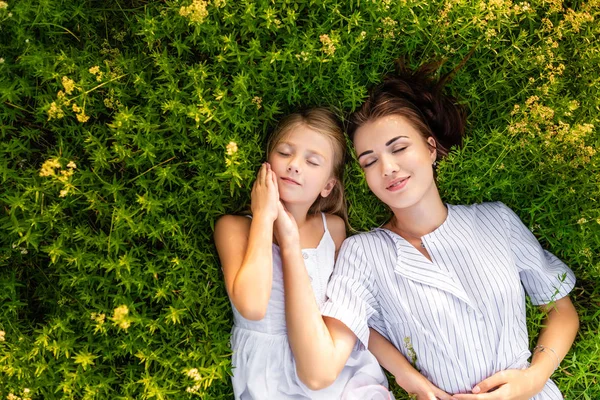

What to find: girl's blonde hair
left=267, top=108, right=348, bottom=226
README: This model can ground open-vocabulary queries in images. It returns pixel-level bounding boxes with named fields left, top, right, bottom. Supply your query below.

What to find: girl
left=214, top=108, right=393, bottom=399
left=277, top=64, right=579, bottom=399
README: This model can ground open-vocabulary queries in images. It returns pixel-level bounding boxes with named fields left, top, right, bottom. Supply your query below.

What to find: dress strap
left=321, top=212, right=329, bottom=233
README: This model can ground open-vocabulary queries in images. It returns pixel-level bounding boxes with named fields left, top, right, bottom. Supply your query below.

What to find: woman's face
left=353, top=115, right=437, bottom=211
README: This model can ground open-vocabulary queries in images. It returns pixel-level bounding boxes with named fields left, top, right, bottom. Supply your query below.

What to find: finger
left=259, top=163, right=267, bottom=183
left=432, top=386, right=455, bottom=400
left=452, top=393, right=495, bottom=400
left=271, top=166, right=278, bottom=189
left=472, top=371, right=507, bottom=394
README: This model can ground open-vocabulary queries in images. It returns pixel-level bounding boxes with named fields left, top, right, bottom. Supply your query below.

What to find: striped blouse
left=321, top=202, right=575, bottom=398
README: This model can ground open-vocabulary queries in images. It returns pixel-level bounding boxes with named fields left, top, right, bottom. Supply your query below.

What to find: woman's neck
left=388, top=188, right=448, bottom=239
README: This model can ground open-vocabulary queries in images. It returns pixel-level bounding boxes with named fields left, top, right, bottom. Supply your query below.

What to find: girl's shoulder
left=214, top=214, right=252, bottom=237
left=323, top=213, right=346, bottom=251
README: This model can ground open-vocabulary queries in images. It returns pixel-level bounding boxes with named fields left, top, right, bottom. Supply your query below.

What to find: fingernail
left=472, top=386, right=481, bottom=394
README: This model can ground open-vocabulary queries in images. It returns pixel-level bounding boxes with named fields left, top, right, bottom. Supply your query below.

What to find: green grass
left=0, top=0, right=598, bottom=398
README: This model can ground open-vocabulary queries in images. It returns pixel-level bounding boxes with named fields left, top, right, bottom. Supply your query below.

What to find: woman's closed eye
left=363, top=159, right=377, bottom=168
left=392, top=146, right=407, bottom=154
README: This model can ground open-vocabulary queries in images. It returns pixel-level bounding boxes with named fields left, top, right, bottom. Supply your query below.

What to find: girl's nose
left=287, top=159, right=300, bottom=174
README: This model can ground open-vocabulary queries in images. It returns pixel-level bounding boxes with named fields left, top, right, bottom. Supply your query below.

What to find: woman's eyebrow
left=357, top=135, right=409, bottom=160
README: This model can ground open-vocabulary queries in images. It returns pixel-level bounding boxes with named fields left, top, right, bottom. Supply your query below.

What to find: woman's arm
left=454, top=296, right=579, bottom=399
left=276, top=209, right=356, bottom=389
left=214, top=163, right=279, bottom=321
left=369, top=329, right=453, bottom=399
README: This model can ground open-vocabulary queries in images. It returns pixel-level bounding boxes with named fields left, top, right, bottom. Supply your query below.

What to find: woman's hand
left=400, top=373, right=455, bottom=400
left=251, top=163, right=279, bottom=223
left=452, top=368, right=543, bottom=400
left=274, top=201, right=299, bottom=248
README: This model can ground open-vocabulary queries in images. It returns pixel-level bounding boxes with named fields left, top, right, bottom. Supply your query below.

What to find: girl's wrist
left=278, top=236, right=300, bottom=251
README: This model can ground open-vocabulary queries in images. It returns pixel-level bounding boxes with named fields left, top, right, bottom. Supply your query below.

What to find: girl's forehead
left=277, top=125, right=334, bottom=151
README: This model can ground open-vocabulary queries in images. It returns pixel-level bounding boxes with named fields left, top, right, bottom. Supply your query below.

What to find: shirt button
left=475, top=344, right=483, bottom=351
left=302, top=252, right=309, bottom=259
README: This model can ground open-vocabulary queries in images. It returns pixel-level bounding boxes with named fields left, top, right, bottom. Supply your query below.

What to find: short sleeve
left=499, top=202, right=576, bottom=305
left=320, top=235, right=385, bottom=350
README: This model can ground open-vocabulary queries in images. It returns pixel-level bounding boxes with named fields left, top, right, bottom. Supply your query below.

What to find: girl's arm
left=276, top=207, right=357, bottom=389
left=369, top=329, right=453, bottom=399
left=214, top=163, right=279, bottom=321
left=454, top=296, right=578, bottom=399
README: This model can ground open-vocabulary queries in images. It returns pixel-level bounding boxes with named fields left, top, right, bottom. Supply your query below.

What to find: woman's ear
left=320, top=178, right=337, bottom=198
left=427, top=136, right=437, bottom=163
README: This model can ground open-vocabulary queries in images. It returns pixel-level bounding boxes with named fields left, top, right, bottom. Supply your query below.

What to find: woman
left=275, top=62, right=579, bottom=399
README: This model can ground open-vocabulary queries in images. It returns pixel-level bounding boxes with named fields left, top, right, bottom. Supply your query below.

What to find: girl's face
left=353, top=115, right=437, bottom=211
left=268, top=124, right=336, bottom=207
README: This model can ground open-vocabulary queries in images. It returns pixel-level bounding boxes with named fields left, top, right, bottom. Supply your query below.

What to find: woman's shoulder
left=342, top=228, right=394, bottom=249
left=451, top=201, right=512, bottom=217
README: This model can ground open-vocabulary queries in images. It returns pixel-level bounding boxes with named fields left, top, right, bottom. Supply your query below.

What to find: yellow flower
left=89, top=66, right=100, bottom=75
left=226, top=141, right=238, bottom=156
left=319, top=34, right=336, bottom=56
left=251, top=96, right=262, bottom=109
left=187, top=368, right=202, bottom=381
left=112, top=305, right=131, bottom=329
left=47, top=101, right=65, bottom=121
left=0, top=330, right=5, bottom=341
left=76, top=112, right=90, bottom=123
left=62, top=76, right=76, bottom=95
left=180, top=0, right=209, bottom=23
left=67, top=161, right=77, bottom=169
left=39, top=158, right=62, bottom=177
left=59, top=189, right=68, bottom=197
left=0, top=2, right=8, bottom=9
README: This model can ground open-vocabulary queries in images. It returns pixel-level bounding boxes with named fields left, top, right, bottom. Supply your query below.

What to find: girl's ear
left=320, top=178, right=337, bottom=198
left=427, top=136, right=437, bottom=163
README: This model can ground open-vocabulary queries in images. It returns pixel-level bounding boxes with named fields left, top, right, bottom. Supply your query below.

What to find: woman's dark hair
left=348, top=59, right=468, bottom=160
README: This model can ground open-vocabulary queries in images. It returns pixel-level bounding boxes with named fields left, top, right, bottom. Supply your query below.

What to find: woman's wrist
left=524, top=362, right=553, bottom=395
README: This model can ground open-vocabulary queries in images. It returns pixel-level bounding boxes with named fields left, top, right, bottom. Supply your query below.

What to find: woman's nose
left=381, top=155, right=399, bottom=177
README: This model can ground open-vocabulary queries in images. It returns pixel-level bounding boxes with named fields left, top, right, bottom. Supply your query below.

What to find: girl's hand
left=251, top=163, right=279, bottom=223
left=452, top=369, right=542, bottom=400
left=274, top=201, right=299, bottom=248
left=400, top=373, right=455, bottom=400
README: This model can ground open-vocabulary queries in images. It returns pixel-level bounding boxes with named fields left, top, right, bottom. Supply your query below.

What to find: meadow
left=0, top=0, right=598, bottom=398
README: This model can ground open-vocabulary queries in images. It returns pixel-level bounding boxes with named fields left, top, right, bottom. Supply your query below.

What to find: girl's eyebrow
left=278, top=142, right=326, bottom=159
left=357, top=135, right=408, bottom=160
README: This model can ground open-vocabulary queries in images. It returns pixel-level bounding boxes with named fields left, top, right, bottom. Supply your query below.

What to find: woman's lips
left=386, top=177, right=409, bottom=192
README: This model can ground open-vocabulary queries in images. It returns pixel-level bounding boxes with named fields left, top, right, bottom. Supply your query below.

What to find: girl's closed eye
left=307, top=158, right=320, bottom=166
left=278, top=151, right=291, bottom=157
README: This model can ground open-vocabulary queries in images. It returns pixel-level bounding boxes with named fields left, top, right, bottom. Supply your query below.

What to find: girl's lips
left=386, top=177, right=409, bottom=192
left=281, top=177, right=301, bottom=186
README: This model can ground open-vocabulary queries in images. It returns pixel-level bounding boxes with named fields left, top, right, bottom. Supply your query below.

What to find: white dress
left=230, top=213, right=391, bottom=400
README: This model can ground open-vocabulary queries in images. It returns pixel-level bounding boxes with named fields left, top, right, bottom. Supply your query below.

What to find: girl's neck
left=281, top=201, right=312, bottom=228
left=388, top=187, right=447, bottom=239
